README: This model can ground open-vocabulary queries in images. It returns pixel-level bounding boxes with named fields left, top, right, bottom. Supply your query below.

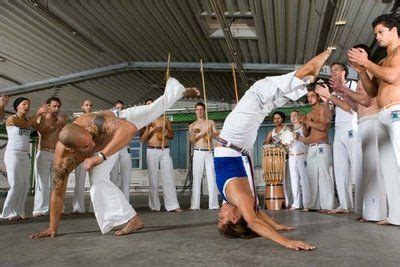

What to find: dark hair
left=46, top=96, right=61, bottom=105
left=144, top=98, right=154, bottom=104
left=330, top=62, right=349, bottom=78
left=13, top=97, right=30, bottom=111
left=352, top=44, right=372, bottom=60
left=272, top=111, right=286, bottom=122
left=195, top=102, right=205, bottom=109
left=81, top=99, right=91, bottom=106
left=218, top=217, right=258, bottom=239
left=114, top=100, right=124, bottom=106
left=372, top=13, right=400, bottom=35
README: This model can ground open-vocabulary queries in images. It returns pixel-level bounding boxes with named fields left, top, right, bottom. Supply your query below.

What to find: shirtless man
left=72, top=99, right=93, bottom=214
left=347, top=13, right=400, bottom=225
left=188, top=102, right=219, bottom=210
left=298, top=90, right=334, bottom=212
left=32, top=97, right=67, bottom=217
left=140, top=100, right=182, bottom=212
left=30, top=78, right=199, bottom=238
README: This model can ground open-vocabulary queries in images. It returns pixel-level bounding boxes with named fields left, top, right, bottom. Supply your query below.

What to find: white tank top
left=289, top=126, right=307, bottom=154
left=271, top=126, right=287, bottom=144
left=6, top=119, right=31, bottom=151
left=334, top=80, right=358, bottom=129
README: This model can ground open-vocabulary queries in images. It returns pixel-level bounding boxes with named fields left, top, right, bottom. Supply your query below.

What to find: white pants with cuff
left=110, top=146, right=132, bottom=201
left=1, top=150, right=30, bottom=218
left=146, top=148, right=180, bottom=211
left=357, top=115, right=387, bottom=221
left=333, top=126, right=357, bottom=211
left=190, top=149, right=219, bottom=210
left=288, top=154, right=310, bottom=209
left=306, top=144, right=334, bottom=210
left=378, top=104, right=400, bottom=225
left=89, top=153, right=137, bottom=234
left=32, top=150, right=54, bottom=216
left=72, top=163, right=87, bottom=213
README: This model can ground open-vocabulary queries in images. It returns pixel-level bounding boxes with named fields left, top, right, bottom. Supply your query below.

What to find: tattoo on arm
left=53, top=156, right=78, bottom=192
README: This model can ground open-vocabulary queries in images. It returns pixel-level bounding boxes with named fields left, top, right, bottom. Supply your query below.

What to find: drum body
left=262, top=145, right=286, bottom=210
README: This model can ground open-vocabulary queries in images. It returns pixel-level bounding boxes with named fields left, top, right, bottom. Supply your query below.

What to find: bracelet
left=98, top=152, right=107, bottom=161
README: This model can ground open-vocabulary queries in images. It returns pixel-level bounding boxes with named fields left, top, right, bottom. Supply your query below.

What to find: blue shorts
left=214, top=156, right=248, bottom=202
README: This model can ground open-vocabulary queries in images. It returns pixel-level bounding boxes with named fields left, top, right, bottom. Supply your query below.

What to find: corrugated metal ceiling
left=0, top=0, right=395, bottom=115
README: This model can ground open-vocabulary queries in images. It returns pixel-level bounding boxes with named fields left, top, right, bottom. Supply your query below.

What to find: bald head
left=59, top=124, right=88, bottom=148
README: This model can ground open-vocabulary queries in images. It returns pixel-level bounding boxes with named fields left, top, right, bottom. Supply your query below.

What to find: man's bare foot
left=183, top=87, right=200, bottom=98
left=318, top=209, right=329, bottom=213
left=302, top=208, right=309, bottom=212
left=19, top=215, right=28, bottom=220
left=71, top=211, right=81, bottom=215
left=115, top=215, right=144, bottom=236
left=377, top=219, right=392, bottom=225
left=169, top=208, right=183, bottom=213
left=328, top=208, right=350, bottom=214
left=359, top=218, right=370, bottom=223
left=32, top=213, right=45, bottom=218
left=296, top=48, right=333, bottom=80
left=8, top=216, right=19, bottom=221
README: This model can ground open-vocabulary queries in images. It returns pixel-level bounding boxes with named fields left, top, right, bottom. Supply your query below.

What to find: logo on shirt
left=304, top=161, right=307, bottom=167
left=391, top=110, right=400, bottom=123
left=18, top=128, right=30, bottom=136
left=318, top=147, right=324, bottom=154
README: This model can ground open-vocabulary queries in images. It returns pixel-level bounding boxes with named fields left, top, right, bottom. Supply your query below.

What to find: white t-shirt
left=334, top=80, right=358, bottom=129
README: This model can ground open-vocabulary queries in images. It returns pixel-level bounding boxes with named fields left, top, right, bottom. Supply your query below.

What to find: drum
left=262, top=145, right=286, bottom=210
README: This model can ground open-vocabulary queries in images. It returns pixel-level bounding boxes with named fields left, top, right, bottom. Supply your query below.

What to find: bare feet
left=71, top=210, right=81, bottom=215
left=359, top=218, right=369, bottom=223
left=183, top=87, right=200, bottom=98
left=115, top=215, right=144, bottom=236
left=318, top=209, right=330, bottom=214
left=302, top=208, right=309, bottom=212
left=296, top=48, right=333, bottom=81
left=328, top=208, right=350, bottom=214
left=377, top=219, right=391, bottom=225
left=32, top=213, right=45, bottom=218
left=169, top=208, right=183, bottom=213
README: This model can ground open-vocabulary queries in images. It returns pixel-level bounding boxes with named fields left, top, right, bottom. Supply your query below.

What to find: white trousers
left=306, top=144, right=334, bottom=210
left=357, top=116, right=387, bottom=221
left=32, top=150, right=54, bottom=215
left=288, top=154, right=310, bottom=209
left=333, top=126, right=357, bottom=210
left=1, top=150, right=30, bottom=218
left=190, top=150, right=219, bottom=210
left=110, top=146, right=132, bottom=201
left=378, top=105, right=400, bottom=225
left=146, top=148, right=180, bottom=211
left=72, top=163, right=87, bottom=213
left=89, top=153, right=136, bottom=234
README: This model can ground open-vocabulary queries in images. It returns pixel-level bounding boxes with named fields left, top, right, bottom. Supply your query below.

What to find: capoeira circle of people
left=0, top=12, right=399, bottom=251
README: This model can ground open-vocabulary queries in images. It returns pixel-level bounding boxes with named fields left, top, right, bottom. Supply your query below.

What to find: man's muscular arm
left=30, top=144, right=82, bottom=239
left=84, top=112, right=137, bottom=170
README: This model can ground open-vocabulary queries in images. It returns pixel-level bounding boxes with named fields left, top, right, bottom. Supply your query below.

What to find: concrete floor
left=1, top=194, right=400, bottom=266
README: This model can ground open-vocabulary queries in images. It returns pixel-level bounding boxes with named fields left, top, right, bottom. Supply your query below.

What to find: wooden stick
left=231, top=63, right=239, bottom=104
left=161, top=53, right=171, bottom=150
left=200, top=59, right=211, bottom=152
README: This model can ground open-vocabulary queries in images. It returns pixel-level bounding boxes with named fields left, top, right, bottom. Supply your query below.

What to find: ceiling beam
left=0, top=61, right=338, bottom=95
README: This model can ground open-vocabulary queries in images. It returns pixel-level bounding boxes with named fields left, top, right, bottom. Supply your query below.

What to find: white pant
left=1, top=150, right=30, bottom=218
left=89, top=153, right=137, bottom=234
left=288, top=154, right=310, bottom=209
left=378, top=105, right=400, bottom=225
left=306, top=144, right=334, bottom=210
left=357, top=116, right=387, bottom=221
left=72, top=163, right=87, bottom=213
left=190, top=150, right=219, bottom=210
left=110, top=146, right=132, bottom=201
left=32, top=150, right=54, bottom=215
left=122, top=77, right=185, bottom=130
left=146, top=148, right=180, bottom=211
left=333, top=126, right=357, bottom=210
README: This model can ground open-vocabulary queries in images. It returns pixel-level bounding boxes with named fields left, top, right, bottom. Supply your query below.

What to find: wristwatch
left=98, top=152, right=107, bottom=161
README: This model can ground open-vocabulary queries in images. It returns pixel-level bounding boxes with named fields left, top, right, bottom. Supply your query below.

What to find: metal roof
left=0, top=0, right=396, bottom=115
